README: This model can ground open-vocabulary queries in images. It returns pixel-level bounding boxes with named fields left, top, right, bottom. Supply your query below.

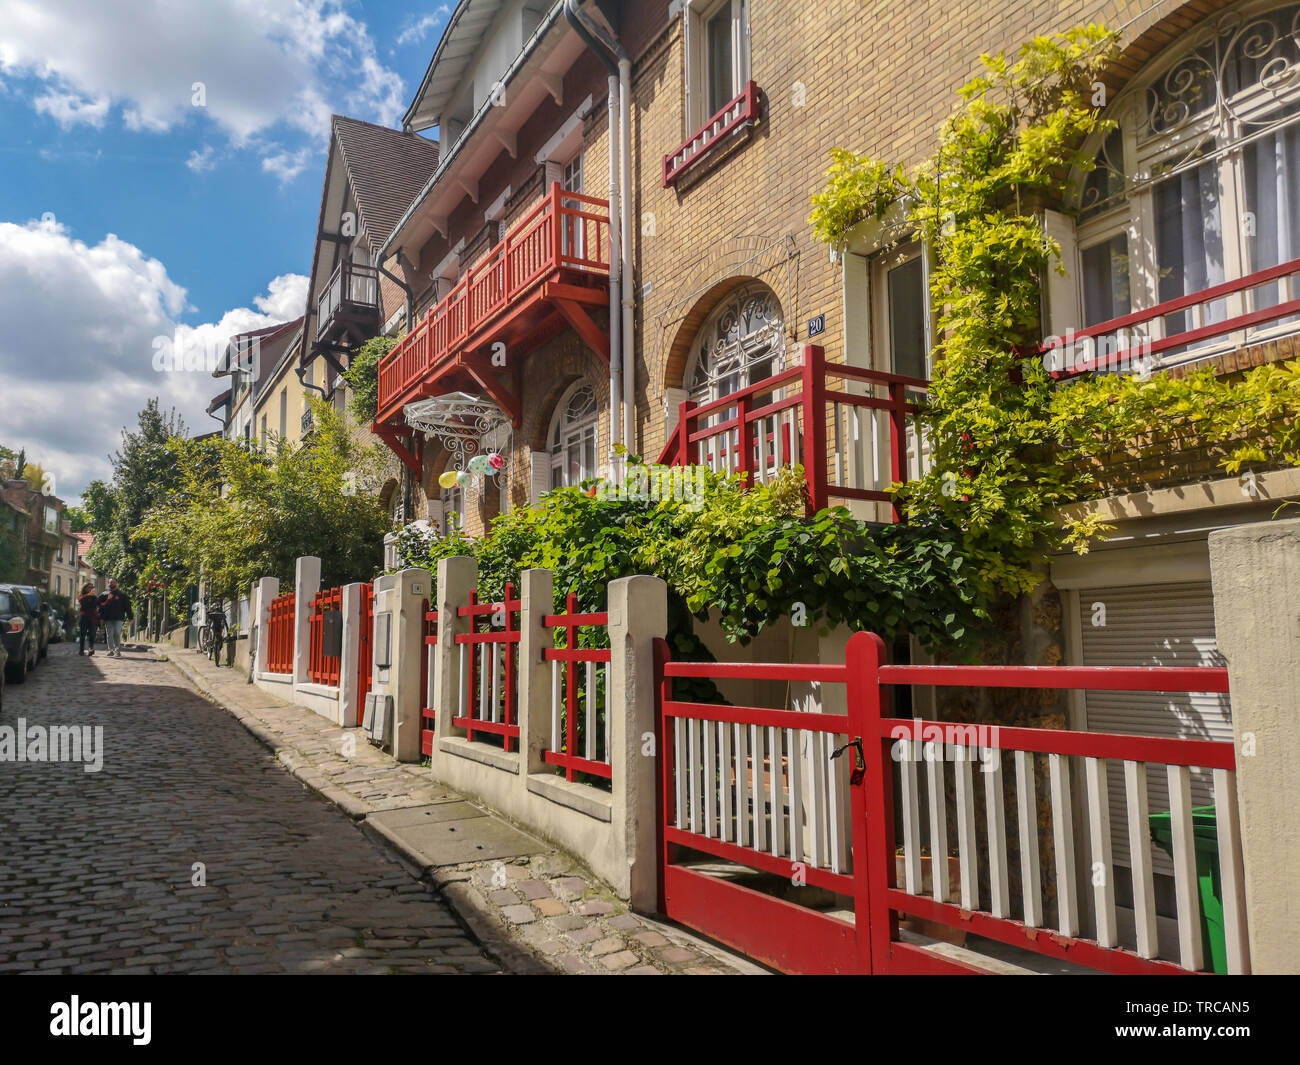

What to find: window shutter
left=529, top=451, right=551, bottom=504
left=663, top=387, right=689, bottom=433
left=426, top=498, right=445, bottom=537
left=1041, top=209, right=1081, bottom=363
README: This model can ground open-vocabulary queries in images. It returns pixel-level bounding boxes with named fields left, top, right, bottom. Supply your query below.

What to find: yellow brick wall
left=625, top=0, right=1221, bottom=460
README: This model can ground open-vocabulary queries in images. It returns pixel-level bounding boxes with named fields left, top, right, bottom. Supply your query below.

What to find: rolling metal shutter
left=1078, top=581, right=1232, bottom=870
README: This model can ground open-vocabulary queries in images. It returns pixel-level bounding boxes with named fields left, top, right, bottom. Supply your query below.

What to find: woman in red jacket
left=77, top=582, right=100, bottom=656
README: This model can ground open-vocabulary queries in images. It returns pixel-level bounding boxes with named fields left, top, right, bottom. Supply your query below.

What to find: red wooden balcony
left=658, top=345, right=931, bottom=522
left=1038, top=255, right=1300, bottom=378
left=375, top=184, right=611, bottom=427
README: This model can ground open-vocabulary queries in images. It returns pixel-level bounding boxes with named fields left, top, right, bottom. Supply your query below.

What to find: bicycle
left=197, top=599, right=228, bottom=665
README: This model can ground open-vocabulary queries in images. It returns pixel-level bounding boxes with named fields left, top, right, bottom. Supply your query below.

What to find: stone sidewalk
left=161, top=646, right=765, bottom=975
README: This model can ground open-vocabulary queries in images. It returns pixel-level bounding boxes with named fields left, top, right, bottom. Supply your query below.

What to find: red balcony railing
left=663, top=81, right=760, bottom=187
left=1038, top=255, right=1300, bottom=378
left=658, top=345, right=930, bottom=521
left=377, top=184, right=610, bottom=422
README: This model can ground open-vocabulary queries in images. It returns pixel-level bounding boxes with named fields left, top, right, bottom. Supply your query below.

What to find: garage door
left=1077, top=581, right=1232, bottom=871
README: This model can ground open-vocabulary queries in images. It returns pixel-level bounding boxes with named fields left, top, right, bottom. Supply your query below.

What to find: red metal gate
left=421, top=600, right=438, bottom=755
left=654, top=631, right=1242, bottom=975
left=308, top=585, right=343, bottom=686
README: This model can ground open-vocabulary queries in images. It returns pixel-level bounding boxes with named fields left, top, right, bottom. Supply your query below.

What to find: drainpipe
left=565, top=0, right=625, bottom=466
left=618, top=55, right=633, bottom=455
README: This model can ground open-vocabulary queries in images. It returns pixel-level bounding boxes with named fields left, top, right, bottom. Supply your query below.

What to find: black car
left=0, top=586, right=40, bottom=685
left=10, top=585, right=51, bottom=660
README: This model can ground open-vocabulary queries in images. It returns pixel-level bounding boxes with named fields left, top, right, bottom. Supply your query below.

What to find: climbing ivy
left=809, top=24, right=1300, bottom=597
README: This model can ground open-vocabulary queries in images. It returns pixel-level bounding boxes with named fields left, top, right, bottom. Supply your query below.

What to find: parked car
left=0, top=623, right=7, bottom=710
left=0, top=585, right=40, bottom=685
left=9, top=585, right=51, bottom=660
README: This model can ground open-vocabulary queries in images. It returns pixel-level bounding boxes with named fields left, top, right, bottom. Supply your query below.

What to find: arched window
left=684, top=284, right=786, bottom=404
left=549, top=382, right=599, bottom=489
left=1073, top=1, right=1300, bottom=368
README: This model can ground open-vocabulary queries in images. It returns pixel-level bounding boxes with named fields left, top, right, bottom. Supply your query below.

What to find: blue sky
left=0, top=0, right=453, bottom=499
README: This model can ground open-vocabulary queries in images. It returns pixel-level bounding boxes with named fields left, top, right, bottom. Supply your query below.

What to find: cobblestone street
left=0, top=642, right=500, bottom=974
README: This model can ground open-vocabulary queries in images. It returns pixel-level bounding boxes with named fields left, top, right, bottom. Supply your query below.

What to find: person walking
left=98, top=579, right=134, bottom=659
left=77, top=582, right=100, bottom=656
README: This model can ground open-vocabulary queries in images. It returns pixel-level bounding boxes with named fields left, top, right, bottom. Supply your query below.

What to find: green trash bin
left=1148, top=805, right=1226, bottom=974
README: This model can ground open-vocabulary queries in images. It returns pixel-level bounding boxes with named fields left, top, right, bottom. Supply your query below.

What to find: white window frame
left=684, top=0, right=749, bottom=132
left=869, top=241, right=933, bottom=380
left=1070, top=0, right=1300, bottom=372
left=549, top=381, right=600, bottom=489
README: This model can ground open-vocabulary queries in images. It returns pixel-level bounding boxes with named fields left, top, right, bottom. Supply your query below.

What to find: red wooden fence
left=542, top=593, right=612, bottom=783
left=654, top=631, right=1243, bottom=975
left=453, top=585, right=521, bottom=751
left=266, top=591, right=295, bottom=675
left=658, top=345, right=929, bottom=521
left=354, top=583, right=373, bottom=727
left=308, top=585, right=343, bottom=686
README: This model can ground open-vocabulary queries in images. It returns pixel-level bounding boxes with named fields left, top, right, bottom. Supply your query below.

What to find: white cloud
left=186, top=144, right=217, bottom=173
left=255, top=273, right=309, bottom=320
left=261, top=146, right=312, bottom=185
left=396, top=7, right=450, bottom=48
left=0, top=218, right=306, bottom=498
left=33, top=89, right=110, bottom=128
left=0, top=0, right=404, bottom=175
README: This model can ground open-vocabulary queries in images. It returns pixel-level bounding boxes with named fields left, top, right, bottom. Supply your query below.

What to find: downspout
left=619, top=55, right=633, bottom=455
left=378, top=252, right=419, bottom=522
left=377, top=254, right=415, bottom=337
left=566, top=0, right=621, bottom=465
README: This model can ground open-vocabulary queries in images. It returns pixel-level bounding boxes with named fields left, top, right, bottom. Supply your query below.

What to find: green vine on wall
left=810, top=24, right=1300, bottom=599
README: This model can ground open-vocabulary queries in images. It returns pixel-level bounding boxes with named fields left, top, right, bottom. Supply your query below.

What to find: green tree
left=342, top=335, right=398, bottom=425
left=139, top=399, right=389, bottom=602
left=83, top=399, right=187, bottom=605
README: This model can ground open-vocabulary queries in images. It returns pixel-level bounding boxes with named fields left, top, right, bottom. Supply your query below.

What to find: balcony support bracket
left=371, top=422, right=423, bottom=481
left=553, top=297, right=610, bottom=363
left=463, top=357, right=523, bottom=429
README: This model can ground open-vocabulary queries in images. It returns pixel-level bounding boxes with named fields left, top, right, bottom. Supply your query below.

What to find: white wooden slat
left=751, top=724, right=767, bottom=851
left=584, top=660, right=596, bottom=761
left=787, top=728, right=803, bottom=865
left=1124, top=760, right=1158, bottom=959
left=687, top=719, right=700, bottom=835
left=1167, top=763, right=1205, bottom=972
left=674, top=718, right=685, bottom=830
left=735, top=723, right=750, bottom=848
left=550, top=660, right=561, bottom=752
left=1213, top=768, right=1251, bottom=975
left=1049, top=753, right=1080, bottom=936
left=703, top=719, right=717, bottom=838
left=983, top=749, right=1010, bottom=918
left=808, top=730, right=828, bottom=869
left=954, top=752, right=978, bottom=910
left=768, top=726, right=784, bottom=857
left=832, top=736, right=852, bottom=875
left=720, top=720, right=734, bottom=843
left=758, top=419, right=770, bottom=481
left=1085, top=757, right=1118, bottom=948
left=925, top=744, right=949, bottom=902
left=457, top=644, right=467, bottom=719
left=900, top=737, right=922, bottom=895
left=603, top=663, right=611, bottom=765
left=1015, top=751, right=1043, bottom=928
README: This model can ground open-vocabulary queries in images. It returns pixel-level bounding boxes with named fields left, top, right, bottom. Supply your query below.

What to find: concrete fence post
left=434, top=556, right=478, bottom=741
left=607, top=574, right=668, bottom=911
left=338, top=582, right=363, bottom=728
left=292, top=555, right=321, bottom=689
left=1208, top=517, right=1300, bottom=974
left=371, top=568, right=432, bottom=762
left=251, top=576, right=278, bottom=677
left=519, top=567, right=555, bottom=777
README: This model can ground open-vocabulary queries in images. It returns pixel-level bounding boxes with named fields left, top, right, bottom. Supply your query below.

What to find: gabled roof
left=403, top=0, right=505, bottom=133
left=331, top=115, right=441, bottom=256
